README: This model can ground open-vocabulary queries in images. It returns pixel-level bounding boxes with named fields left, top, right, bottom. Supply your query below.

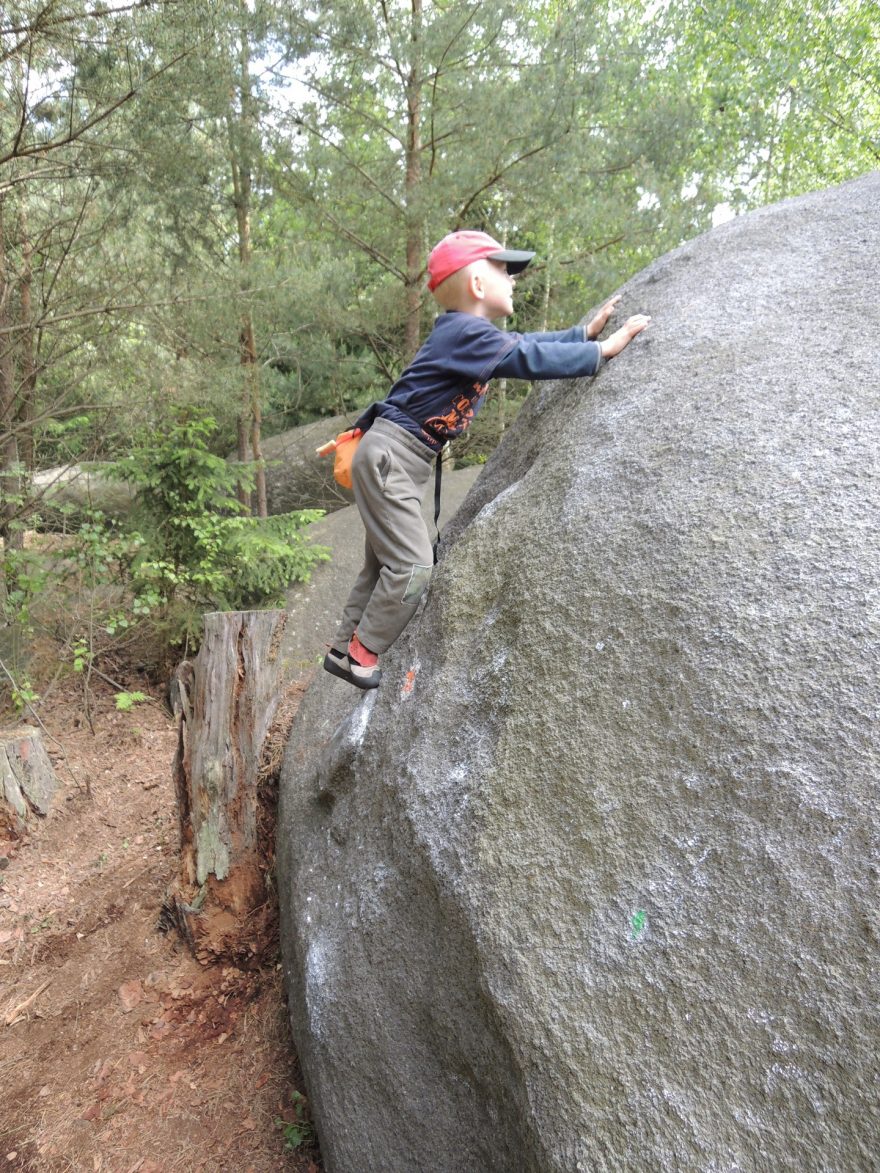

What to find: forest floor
left=0, top=678, right=321, bottom=1173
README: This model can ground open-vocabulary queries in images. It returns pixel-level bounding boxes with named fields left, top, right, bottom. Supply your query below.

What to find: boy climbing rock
left=324, top=229, right=650, bottom=689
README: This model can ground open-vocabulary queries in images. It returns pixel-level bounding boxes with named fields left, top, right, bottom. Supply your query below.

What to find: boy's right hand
left=600, top=314, right=651, bottom=359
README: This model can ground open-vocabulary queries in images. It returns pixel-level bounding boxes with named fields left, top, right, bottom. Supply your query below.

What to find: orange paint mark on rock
left=401, top=668, right=418, bottom=698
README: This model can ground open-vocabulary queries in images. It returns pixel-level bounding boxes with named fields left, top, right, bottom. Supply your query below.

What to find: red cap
left=426, top=230, right=535, bottom=292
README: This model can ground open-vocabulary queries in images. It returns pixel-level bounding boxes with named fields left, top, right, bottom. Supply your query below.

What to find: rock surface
left=260, top=415, right=356, bottom=514
left=277, top=173, right=880, bottom=1173
left=31, top=463, right=136, bottom=524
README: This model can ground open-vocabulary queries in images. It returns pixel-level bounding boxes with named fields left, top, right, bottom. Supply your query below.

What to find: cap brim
left=487, top=248, right=535, bottom=275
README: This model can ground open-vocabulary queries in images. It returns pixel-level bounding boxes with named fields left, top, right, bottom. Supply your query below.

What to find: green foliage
left=72, top=638, right=89, bottom=673
left=666, top=0, right=879, bottom=205
left=2, top=547, right=49, bottom=635
left=5, top=0, right=873, bottom=494
left=275, top=1091, right=315, bottom=1152
left=251, top=240, right=390, bottom=425
left=107, top=408, right=328, bottom=646
left=9, top=674, right=40, bottom=716
left=38, top=416, right=97, bottom=468
left=2, top=547, right=49, bottom=711
left=114, top=690, right=148, bottom=712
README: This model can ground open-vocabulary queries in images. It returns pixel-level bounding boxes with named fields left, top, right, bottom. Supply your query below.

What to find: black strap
left=432, top=450, right=443, bottom=564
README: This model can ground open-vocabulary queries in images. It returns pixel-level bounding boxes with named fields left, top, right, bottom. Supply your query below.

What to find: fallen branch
left=4, top=978, right=52, bottom=1026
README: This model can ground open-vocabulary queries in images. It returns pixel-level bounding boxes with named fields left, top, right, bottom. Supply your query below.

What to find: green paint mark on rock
left=631, top=910, right=647, bottom=938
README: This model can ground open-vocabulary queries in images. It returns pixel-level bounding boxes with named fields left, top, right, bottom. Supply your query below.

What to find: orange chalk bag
left=316, top=428, right=363, bottom=490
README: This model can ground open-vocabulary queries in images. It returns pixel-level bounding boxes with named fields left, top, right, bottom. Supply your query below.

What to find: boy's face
left=478, top=259, right=516, bottom=319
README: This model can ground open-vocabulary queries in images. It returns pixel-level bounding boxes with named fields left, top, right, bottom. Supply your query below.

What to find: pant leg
left=332, top=537, right=381, bottom=651
left=349, top=420, right=435, bottom=654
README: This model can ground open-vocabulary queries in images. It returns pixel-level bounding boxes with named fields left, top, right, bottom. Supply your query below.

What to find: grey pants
left=333, top=418, right=435, bottom=655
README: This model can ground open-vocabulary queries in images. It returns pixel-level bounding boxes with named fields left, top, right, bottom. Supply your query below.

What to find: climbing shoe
left=322, top=638, right=382, bottom=690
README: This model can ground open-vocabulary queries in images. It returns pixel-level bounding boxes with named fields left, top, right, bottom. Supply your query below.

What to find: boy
left=324, top=229, right=650, bottom=689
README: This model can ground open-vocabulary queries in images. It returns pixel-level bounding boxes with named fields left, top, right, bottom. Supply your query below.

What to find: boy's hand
left=600, top=314, right=651, bottom=359
left=586, top=294, right=622, bottom=339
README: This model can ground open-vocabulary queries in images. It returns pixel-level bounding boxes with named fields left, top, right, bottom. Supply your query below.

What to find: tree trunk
left=235, top=411, right=251, bottom=510
left=230, top=142, right=254, bottom=513
left=403, top=0, right=424, bottom=359
left=249, top=341, right=268, bottom=520
left=164, top=609, right=302, bottom=965
left=242, top=309, right=268, bottom=518
left=0, top=201, right=22, bottom=547
left=229, top=18, right=266, bottom=516
left=0, top=726, right=59, bottom=837
left=540, top=222, right=555, bottom=333
left=17, top=207, right=35, bottom=473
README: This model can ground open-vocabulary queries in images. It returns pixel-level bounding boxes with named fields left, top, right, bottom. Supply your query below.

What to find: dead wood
left=164, top=610, right=301, bottom=966
left=3, top=978, right=52, bottom=1027
left=0, top=725, right=59, bottom=836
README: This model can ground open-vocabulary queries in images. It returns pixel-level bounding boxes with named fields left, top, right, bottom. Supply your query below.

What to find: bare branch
left=285, top=11, right=403, bottom=85
left=427, top=5, right=485, bottom=178
left=10, top=36, right=34, bottom=161
left=0, top=0, right=172, bottom=40
left=0, top=272, right=326, bottom=339
left=0, top=162, right=85, bottom=195
left=293, top=119, right=405, bottom=218
left=358, top=327, right=399, bottom=384
left=829, top=49, right=880, bottom=99
left=289, top=191, right=406, bottom=281
left=0, top=48, right=193, bottom=167
left=287, top=72, right=405, bottom=150
left=377, top=0, right=405, bottom=84
left=43, top=180, right=99, bottom=312
left=1, top=401, right=103, bottom=450
left=555, top=235, right=627, bottom=265
left=455, top=138, right=564, bottom=224
left=319, top=218, right=405, bottom=281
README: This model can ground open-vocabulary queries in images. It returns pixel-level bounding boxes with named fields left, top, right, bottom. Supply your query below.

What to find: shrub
left=106, top=408, right=328, bottom=648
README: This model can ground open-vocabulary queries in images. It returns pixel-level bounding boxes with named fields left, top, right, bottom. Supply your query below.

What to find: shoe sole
left=323, top=653, right=381, bottom=690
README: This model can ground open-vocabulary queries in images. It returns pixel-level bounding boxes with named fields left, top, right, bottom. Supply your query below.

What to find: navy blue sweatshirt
left=359, top=311, right=604, bottom=452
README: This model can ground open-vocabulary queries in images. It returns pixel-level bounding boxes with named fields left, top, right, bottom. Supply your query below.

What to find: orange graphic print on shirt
left=423, top=382, right=488, bottom=440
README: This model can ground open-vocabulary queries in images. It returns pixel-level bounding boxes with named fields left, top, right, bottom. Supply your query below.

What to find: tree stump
left=0, top=726, right=59, bottom=837
left=164, top=609, right=303, bottom=965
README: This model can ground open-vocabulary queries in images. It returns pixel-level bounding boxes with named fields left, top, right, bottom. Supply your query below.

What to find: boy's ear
left=469, top=268, right=485, bottom=300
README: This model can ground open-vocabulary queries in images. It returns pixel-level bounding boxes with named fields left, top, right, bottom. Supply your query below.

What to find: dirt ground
left=0, top=680, right=321, bottom=1173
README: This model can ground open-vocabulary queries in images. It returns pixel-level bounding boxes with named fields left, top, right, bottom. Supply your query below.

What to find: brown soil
left=0, top=680, right=320, bottom=1173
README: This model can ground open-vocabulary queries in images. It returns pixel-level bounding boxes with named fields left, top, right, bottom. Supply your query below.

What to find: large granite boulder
left=31, top=463, right=136, bottom=525
left=260, top=415, right=356, bottom=514
left=277, top=173, right=880, bottom=1172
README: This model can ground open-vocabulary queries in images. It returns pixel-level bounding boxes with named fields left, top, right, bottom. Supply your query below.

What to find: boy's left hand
left=586, top=294, right=622, bottom=339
